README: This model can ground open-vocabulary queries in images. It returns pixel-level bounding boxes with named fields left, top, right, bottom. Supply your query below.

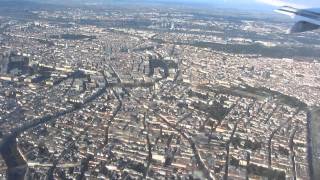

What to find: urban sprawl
left=0, top=3, right=320, bottom=180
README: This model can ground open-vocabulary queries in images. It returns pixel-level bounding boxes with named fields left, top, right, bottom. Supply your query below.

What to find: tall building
left=0, top=51, right=29, bottom=75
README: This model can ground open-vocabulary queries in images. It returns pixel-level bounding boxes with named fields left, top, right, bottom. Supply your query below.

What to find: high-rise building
left=0, top=51, right=29, bottom=75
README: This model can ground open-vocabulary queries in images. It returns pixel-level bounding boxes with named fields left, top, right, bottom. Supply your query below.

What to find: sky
left=255, top=0, right=320, bottom=8
left=183, top=0, right=320, bottom=8
left=133, top=0, right=320, bottom=10
left=3, top=0, right=319, bottom=11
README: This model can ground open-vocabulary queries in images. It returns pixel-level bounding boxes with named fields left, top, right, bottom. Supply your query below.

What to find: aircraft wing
left=275, top=6, right=320, bottom=33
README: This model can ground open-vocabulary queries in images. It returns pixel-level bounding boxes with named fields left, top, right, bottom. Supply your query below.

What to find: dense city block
left=0, top=1, right=319, bottom=179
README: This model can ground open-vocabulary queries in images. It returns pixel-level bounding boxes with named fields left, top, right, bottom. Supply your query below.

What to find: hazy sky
left=6, top=0, right=319, bottom=10
left=256, top=0, right=320, bottom=8
left=151, top=0, right=320, bottom=11
left=181, top=0, right=320, bottom=8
